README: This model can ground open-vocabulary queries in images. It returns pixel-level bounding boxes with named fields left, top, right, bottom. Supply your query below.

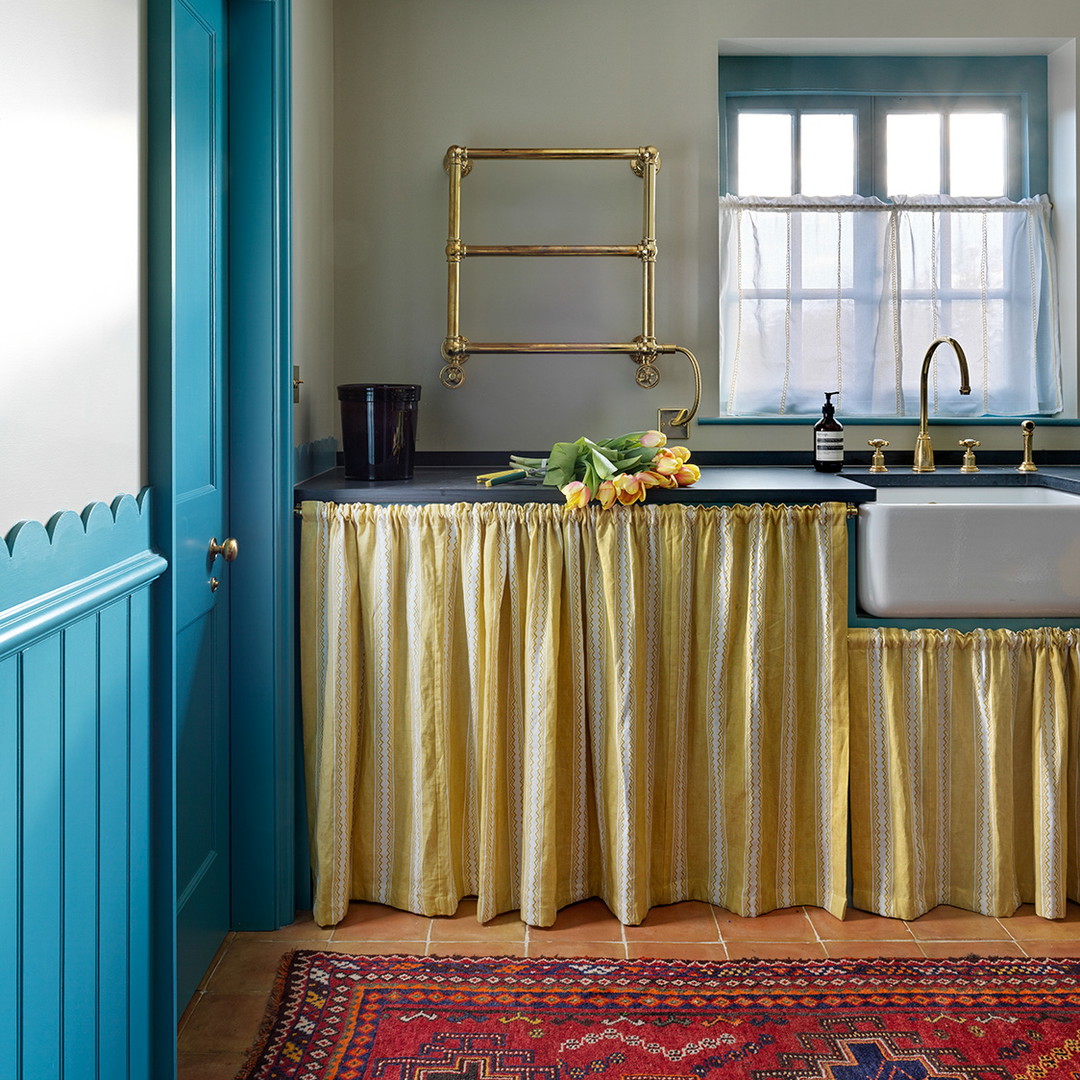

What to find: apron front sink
left=857, top=484, right=1080, bottom=617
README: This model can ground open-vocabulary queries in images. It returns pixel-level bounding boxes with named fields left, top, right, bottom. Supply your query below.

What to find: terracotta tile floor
left=177, top=898, right=1080, bottom=1080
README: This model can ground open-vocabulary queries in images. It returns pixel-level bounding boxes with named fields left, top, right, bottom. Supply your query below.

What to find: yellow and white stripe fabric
left=849, top=627, right=1080, bottom=920
left=301, top=501, right=850, bottom=928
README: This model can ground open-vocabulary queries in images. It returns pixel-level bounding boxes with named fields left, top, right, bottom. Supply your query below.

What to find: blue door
left=173, top=0, right=232, bottom=1016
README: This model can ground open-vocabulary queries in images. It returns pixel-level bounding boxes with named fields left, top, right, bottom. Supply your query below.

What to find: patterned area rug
left=237, top=952, right=1080, bottom=1080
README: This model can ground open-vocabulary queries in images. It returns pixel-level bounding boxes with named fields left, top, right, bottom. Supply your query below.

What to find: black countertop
left=295, top=463, right=1080, bottom=507
left=296, top=465, right=872, bottom=506
left=845, top=465, right=1080, bottom=492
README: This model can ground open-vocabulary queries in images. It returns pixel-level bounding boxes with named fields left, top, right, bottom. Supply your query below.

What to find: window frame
left=718, top=55, right=1048, bottom=201
left=716, top=54, right=1054, bottom=420
left=728, top=93, right=1027, bottom=200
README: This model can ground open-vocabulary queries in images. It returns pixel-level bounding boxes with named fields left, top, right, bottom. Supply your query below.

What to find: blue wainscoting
left=294, top=434, right=338, bottom=484
left=0, top=492, right=166, bottom=1080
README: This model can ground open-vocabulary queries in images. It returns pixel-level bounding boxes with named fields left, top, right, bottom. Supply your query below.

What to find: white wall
left=0, top=0, right=143, bottom=534
left=330, top=0, right=1080, bottom=456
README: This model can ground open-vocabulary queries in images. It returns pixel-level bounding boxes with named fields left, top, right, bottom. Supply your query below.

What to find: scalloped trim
left=1, top=489, right=159, bottom=613
left=3, top=489, right=151, bottom=555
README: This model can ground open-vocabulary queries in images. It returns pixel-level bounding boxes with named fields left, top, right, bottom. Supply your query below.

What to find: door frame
left=147, top=0, right=294, bottom=1071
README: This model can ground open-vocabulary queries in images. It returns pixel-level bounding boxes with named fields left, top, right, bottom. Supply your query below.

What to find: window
left=728, top=92, right=1025, bottom=200
left=718, top=56, right=1060, bottom=417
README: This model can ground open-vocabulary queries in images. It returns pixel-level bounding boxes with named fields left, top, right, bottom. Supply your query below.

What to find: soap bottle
left=813, top=391, right=844, bottom=472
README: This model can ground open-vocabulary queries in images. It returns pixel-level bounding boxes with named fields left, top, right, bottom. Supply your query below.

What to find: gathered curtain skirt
left=849, top=627, right=1080, bottom=920
left=300, top=500, right=850, bottom=928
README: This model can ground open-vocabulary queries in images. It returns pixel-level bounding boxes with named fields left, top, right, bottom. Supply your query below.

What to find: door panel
left=173, top=0, right=230, bottom=1016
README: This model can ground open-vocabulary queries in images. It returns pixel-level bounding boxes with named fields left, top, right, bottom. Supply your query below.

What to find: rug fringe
left=234, top=948, right=298, bottom=1079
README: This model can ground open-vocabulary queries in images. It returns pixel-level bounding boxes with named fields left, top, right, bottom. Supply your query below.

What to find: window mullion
left=791, top=108, right=801, bottom=195
left=941, top=112, right=950, bottom=196
left=868, top=98, right=886, bottom=199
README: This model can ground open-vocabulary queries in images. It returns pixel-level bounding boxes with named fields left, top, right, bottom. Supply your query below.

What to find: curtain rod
left=720, top=197, right=1051, bottom=213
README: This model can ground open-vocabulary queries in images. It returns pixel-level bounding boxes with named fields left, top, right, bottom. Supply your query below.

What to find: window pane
left=737, top=113, right=792, bottom=195
left=950, top=113, right=1006, bottom=197
left=887, top=113, right=941, bottom=195
left=949, top=213, right=1005, bottom=291
left=748, top=212, right=790, bottom=291
left=800, top=113, right=855, bottom=195
left=801, top=211, right=853, bottom=290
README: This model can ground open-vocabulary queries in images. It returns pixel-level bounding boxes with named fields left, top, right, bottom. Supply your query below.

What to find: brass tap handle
left=1018, top=420, right=1038, bottom=472
left=867, top=439, right=889, bottom=473
left=959, top=438, right=981, bottom=473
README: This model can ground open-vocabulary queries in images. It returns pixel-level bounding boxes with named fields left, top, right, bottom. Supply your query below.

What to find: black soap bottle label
left=814, top=391, right=844, bottom=472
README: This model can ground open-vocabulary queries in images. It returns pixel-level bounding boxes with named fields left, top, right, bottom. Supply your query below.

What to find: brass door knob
left=209, top=536, right=239, bottom=562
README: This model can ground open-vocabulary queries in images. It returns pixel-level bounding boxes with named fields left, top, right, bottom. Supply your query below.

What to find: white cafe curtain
left=719, top=194, right=1060, bottom=417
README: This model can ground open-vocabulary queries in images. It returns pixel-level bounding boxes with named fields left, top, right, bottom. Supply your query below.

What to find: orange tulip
left=596, top=479, right=617, bottom=509
left=673, top=463, right=701, bottom=487
left=638, top=469, right=677, bottom=490
left=639, top=429, right=667, bottom=448
left=651, top=448, right=681, bottom=476
left=668, top=445, right=692, bottom=464
left=561, top=480, right=592, bottom=508
left=613, top=472, right=646, bottom=505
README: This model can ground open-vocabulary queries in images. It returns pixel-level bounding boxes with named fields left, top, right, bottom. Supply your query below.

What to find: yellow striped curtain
left=301, top=501, right=850, bottom=928
left=849, top=627, right=1080, bottom=920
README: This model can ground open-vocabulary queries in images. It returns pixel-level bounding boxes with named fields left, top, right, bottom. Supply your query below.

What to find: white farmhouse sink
left=857, top=485, right=1080, bottom=617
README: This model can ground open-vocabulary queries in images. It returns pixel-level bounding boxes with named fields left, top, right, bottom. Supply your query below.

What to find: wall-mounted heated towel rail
left=440, top=145, right=700, bottom=433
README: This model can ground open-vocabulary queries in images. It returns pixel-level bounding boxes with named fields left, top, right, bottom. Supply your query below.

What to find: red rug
left=237, top=952, right=1080, bottom=1080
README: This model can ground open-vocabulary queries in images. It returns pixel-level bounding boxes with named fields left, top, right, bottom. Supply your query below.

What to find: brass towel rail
left=440, top=144, right=700, bottom=430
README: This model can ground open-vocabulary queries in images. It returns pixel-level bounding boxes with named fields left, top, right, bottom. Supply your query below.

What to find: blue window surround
left=717, top=55, right=1049, bottom=197
left=706, top=53, right=1067, bottom=426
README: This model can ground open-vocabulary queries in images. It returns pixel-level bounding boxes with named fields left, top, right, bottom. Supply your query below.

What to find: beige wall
left=328, top=0, right=1080, bottom=456
left=1, top=2, right=1073, bottom=537
left=292, top=0, right=338, bottom=447
left=0, top=0, right=143, bottom=533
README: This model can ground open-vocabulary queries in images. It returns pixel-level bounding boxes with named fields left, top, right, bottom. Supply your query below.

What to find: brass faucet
left=913, top=336, right=971, bottom=472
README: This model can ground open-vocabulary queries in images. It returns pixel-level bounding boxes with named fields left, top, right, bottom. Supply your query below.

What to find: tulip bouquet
left=511, top=430, right=700, bottom=509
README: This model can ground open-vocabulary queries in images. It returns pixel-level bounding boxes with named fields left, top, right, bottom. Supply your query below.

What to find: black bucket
left=338, top=383, right=421, bottom=481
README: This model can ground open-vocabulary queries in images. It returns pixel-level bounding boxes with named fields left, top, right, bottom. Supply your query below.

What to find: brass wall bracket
left=440, top=144, right=700, bottom=428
